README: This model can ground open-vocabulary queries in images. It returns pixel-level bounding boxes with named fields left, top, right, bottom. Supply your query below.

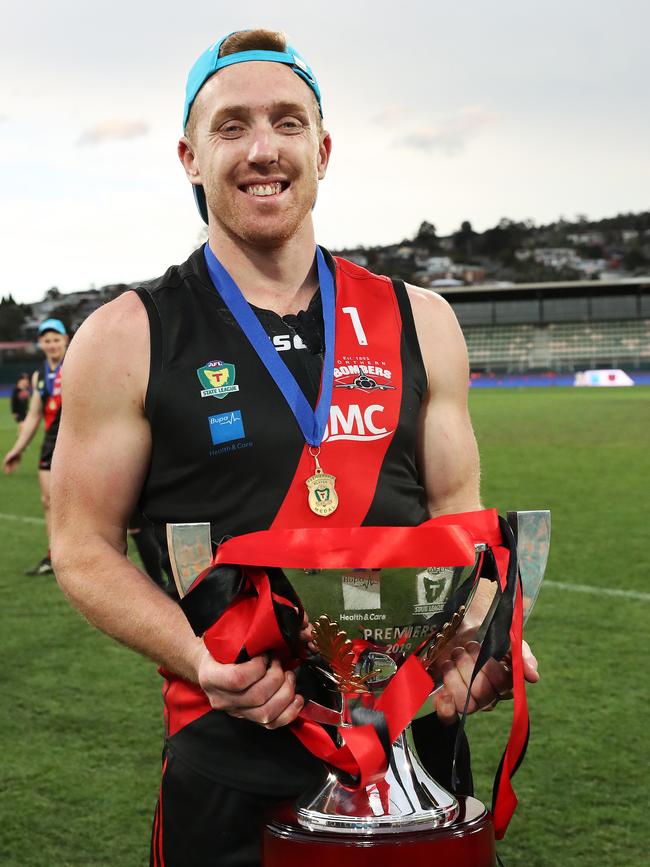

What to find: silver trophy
left=168, top=511, right=550, bottom=836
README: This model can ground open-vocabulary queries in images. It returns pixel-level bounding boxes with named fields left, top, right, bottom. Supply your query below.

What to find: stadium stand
left=441, top=277, right=650, bottom=373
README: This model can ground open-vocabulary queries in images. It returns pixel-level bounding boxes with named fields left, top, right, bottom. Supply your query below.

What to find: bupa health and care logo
left=208, top=410, right=245, bottom=445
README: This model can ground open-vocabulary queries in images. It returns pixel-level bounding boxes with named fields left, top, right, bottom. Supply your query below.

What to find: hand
left=434, top=639, right=539, bottom=725
left=3, top=449, right=22, bottom=474
left=197, top=649, right=304, bottom=729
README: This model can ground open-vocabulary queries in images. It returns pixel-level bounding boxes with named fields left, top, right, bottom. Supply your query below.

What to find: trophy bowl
left=170, top=510, right=549, bottom=860
left=284, top=545, right=486, bottom=834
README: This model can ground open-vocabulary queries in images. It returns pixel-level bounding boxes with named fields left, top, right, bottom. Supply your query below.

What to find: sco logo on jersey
left=197, top=360, right=240, bottom=399
left=321, top=404, right=393, bottom=443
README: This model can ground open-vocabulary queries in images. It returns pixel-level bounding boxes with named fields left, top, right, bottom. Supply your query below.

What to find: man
left=10, top=372, right=31, bottom=430
left=4, top=318, right=68, bottom=574
left=51, top=29, right=538, bottom=866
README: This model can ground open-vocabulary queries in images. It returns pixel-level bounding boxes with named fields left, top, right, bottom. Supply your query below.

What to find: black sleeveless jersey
left=135, top=245, right=431, bottom=794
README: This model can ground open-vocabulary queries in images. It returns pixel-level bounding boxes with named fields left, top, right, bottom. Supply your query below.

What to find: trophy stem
left=295, top=728, right=459, bottom=834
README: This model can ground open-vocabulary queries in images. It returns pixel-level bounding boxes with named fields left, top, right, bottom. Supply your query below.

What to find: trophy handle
left=412, top=509, right=551, bottom=719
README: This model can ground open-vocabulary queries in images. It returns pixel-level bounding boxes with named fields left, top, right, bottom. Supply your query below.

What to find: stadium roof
left=437, top=276, right=650, bottom=298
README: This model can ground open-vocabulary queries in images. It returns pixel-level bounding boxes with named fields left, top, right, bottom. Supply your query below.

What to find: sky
left=1, top=0, right=649, bottom=303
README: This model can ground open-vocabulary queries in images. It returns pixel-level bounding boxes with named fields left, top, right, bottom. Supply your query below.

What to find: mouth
left=239, top=180, right=290, bottom=198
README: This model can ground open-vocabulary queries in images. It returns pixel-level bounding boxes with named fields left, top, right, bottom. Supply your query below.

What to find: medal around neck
left=306, top=449, right=338, bottom=516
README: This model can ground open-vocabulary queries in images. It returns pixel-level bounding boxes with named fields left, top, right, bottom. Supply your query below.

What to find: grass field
left=1, top=387, right=649, bottom=866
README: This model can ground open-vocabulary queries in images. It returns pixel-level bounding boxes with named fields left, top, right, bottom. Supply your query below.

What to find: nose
left=247, top=125, right=279, bottom=167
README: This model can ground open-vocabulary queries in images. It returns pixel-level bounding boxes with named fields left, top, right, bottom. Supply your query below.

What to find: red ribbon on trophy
left=179, top=509, right=529, bottom=838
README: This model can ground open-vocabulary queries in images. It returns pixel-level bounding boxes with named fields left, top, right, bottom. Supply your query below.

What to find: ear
left=317, top=131, right=332, bottom=180
left=178, top=136, right=202, bottom=186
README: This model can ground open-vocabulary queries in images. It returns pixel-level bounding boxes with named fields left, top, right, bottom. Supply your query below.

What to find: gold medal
left=306, top=447, right=339, bottom=517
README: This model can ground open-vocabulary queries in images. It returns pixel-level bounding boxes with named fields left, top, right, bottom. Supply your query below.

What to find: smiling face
left=37, top=331, right=68, bottom=365
left=179, top=62, right=331, bottom=249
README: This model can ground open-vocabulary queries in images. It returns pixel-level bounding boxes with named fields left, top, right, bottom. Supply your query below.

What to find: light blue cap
left=183, top=31, right=323, bottom=130
left=38, top=318, right=67, bottom=336
left=183, top=32, right=323, bottom=224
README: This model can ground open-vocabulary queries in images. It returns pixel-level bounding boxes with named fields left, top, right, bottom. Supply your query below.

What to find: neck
left=207, top=222, right=319, bottom=316
left=46, top=355, right=63, bottom=369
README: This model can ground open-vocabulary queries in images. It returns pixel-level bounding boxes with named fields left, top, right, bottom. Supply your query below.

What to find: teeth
left=245, top=183, right=283, bottom=197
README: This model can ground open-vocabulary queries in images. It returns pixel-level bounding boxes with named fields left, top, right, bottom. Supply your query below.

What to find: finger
left=433, top=689, right=458, bottom=726
left=440, top=655, right=480, bottom=715
left=445, top=645, right=507, bottom=712
left=480, top=656, right=515, bottom=697
left=237, top=670, right=302, bottom=728
left=522, top=640, right=540, bottom=683
left=199, top=654, right=271, bottom=708
left=222, top=658, right=287, bottom=709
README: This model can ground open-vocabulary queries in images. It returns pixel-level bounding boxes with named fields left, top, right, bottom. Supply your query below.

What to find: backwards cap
left=38, top=318, right=67, bottom=336
left=183, top=31, right=323, bottom=130
left=182, top=31, right=323, bottom=224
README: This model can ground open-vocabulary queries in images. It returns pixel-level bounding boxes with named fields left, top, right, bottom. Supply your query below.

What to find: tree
left=414, top=221, right=439, bottom=253
left=452, top=220, right=477, bottom=260
left=0, top=297, right=30, bottom=341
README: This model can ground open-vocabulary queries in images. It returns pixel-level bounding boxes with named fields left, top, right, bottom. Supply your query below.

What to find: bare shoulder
left=404, top=283, right=468, bottom=392
left=73, top=290, right=148, bottom=347
left=405, top=283, right=462, bottom=337
left=64, top=291, right=149, bottom=408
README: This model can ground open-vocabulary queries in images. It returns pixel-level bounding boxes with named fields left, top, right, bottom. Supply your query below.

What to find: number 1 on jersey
left=342, top=306, right=368, bottom=346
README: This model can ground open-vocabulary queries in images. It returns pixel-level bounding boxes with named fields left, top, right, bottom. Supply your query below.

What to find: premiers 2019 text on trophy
left=169, top=510, right=550, bottom=867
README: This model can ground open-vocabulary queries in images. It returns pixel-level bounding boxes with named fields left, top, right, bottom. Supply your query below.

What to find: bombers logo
left=321, top=404, right=393, bottom=443
left=197, top=360, right=240, bottom=399
left=333, top=361, right=396, bottom=393
left=336, top=374, right=395, bottom=392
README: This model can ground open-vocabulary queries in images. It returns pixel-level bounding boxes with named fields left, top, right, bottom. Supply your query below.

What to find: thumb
left=522, top=640, right=540, bottom=683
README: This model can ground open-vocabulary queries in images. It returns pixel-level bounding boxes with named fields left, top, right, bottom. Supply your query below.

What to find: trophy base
left=263, top=796, right=495, bottom=867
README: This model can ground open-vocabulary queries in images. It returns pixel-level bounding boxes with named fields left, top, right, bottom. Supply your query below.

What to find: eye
left=277, top=116, right=305, bottom=133
left=218, top=121, right=245, bottom=139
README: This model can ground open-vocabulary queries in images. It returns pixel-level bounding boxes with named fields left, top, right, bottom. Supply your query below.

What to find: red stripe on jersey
left=272, top=258, right=403, bottom=528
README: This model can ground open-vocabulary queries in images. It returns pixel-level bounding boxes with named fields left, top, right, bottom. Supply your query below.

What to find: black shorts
left=38, top=430, right=57, bottom=470
left=151, top=747, right=292, bottom=867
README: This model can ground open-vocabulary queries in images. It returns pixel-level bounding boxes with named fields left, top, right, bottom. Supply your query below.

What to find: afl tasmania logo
left=197, top=360, right=240, bottom=399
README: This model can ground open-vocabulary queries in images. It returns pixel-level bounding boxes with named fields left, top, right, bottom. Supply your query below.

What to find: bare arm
left=3, top=376, right=44, bottom=473
left=50, top=292, right=205, bottom=681
left=408, top=286, right=538, bottom=719
left=51, top=292, right=302, bottom=728
left=409, top=285, right=481, bottom=518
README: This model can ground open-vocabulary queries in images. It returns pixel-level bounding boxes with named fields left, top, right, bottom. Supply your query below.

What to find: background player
left=10, top=372, right=32, bottom=431
left=3, top=318, right=68, bottom=575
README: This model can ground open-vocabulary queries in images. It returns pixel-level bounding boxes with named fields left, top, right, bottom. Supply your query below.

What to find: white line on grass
left=0, top=512, right=46, bottom=525
left=0, top=512, right=647, bottom=602
left=545, top=580, right=650, bottom=603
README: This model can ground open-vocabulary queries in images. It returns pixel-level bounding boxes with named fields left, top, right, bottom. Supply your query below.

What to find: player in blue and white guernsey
left=51, top=29, right=540, bottom=867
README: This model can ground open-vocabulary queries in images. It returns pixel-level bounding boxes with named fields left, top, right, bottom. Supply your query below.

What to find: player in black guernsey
left=51, top=28, right=539, bottom=867
left=10, top=373, right=31, bottom=427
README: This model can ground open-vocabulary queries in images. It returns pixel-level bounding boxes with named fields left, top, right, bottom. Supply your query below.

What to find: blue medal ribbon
left=203, top=244, right=335, bottom=447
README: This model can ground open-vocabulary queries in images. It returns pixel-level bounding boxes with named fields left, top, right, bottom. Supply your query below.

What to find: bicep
left=416, top=390, right=480, bottom=516
left=408, top=286, right=481, bottom=516
left=51, top=296, right=151, bottom=551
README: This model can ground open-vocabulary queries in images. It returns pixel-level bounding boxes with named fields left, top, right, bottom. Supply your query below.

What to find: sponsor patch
left=208, top=410, right=245, bottom=445
left=197, top=360, right=240, bottom=399
left=341, top=570, right=381, bottom=610
left=321, top=403, right=393, bottom=443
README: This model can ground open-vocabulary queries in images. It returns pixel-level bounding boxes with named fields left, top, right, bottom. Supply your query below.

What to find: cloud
left=77, top=119, right=149, bottom=146
left=370, top=104, right=408, bottom=125
left=393, top=106, right=498, bottom=155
